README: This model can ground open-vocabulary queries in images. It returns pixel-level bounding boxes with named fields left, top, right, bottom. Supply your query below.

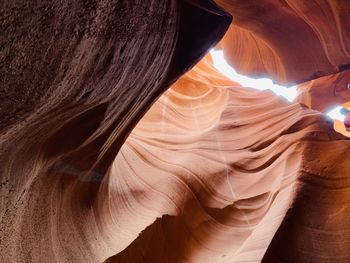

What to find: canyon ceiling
left=1, top=0, right=350, bottom=262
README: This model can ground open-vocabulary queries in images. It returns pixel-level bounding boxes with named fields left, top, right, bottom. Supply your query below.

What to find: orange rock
left=215, top=0, right=350, bottom=84
left=2, top=1, right=350, bottom=262
left=296, top=70, right=350, bottom=112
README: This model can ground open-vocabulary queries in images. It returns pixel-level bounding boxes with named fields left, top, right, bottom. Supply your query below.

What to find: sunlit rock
left=1, top=1, right=350, bottom=263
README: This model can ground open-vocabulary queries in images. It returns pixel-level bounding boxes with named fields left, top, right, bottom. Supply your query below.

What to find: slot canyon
left=1, top=0, right=350, bottom=262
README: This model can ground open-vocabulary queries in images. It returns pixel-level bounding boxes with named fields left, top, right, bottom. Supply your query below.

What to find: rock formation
left=105, top=56, right=350, bottom=263
left=1, top=0, right=350, bottom=262
left=0, top=1, right=230, bottom=262
left=215, top=0, right=350, bottom=84
left=295, top=71, right=350, bottom=137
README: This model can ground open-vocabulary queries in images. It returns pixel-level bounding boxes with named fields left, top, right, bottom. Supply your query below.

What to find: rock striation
left=0, top=1, right=230, bottom=262
left=215, top=0, right=350, bottom=84
left=1, top=0, right=350, bottom=263
left=106, top=56, right=350, bottom=262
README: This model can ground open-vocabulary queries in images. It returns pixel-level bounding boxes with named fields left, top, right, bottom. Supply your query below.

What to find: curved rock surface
left=2, top=1, right=350, bottom=263
left=105, top=57, right=350, bottom=262
left=295, top=70, right=350, bottom=137
left=0, top=1, right=230, bottom=262
left=296, top=70, right=350, bottom=112
left=215, top=0, right=350, bottom=84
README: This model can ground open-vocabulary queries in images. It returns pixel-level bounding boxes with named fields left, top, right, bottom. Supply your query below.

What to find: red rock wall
left=0, top=1, right=230, bottom=262
left=2, top=1, right=350, bottom=262
left=215, top=0, right=350, bottom=84
left=106, top=57, right=350, bottom=262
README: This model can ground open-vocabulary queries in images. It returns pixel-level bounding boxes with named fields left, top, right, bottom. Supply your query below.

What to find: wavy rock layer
left=105, top=57, right=350, bottom=262
left=215, top=0, right=350, bottom=84
left=2, top=1, right=350, bottom=263
left=0, top=1, right=230, bottom=262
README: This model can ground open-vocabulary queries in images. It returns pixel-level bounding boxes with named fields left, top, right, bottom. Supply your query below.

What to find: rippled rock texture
left=1, top=0, right=350, bottom=263
left=105, top=56, right=350, bottom=263
left=0, top=1, right=230, bottom=262
left=215, top=0, right=350, bottom=84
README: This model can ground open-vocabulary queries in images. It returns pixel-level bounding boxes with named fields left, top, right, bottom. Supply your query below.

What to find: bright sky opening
left=326, top=106, right=345, bottom=122
left=210, top=49, right=346, bottom=122
left=210, top=49, right=298, bottom=102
